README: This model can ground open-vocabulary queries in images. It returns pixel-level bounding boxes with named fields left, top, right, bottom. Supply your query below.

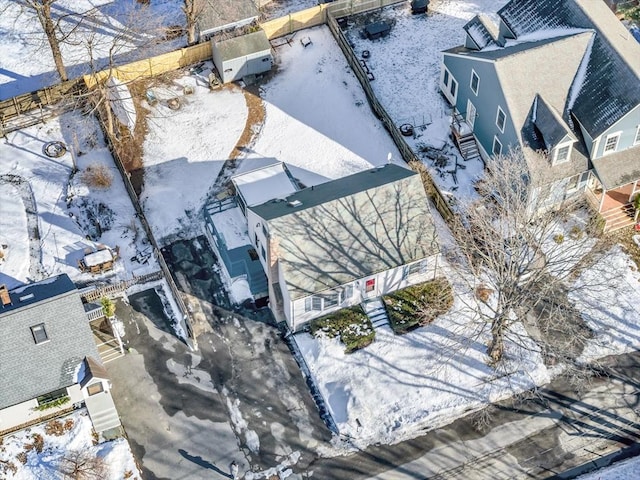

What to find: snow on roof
left=210, top=207, right=251, bottom=250
left=83, top=248, right=115, bottom=267
left=106, top=77, right=137, bottom=134
left=232, top=162, right=298, bottom=207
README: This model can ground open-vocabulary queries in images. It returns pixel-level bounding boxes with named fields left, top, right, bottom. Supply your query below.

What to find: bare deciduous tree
left=16, top=0, right=68, bottom=81
left=58, top=449, right=107, bottom=480
left=183, top=0, right=205, bottom=45
left=448, top=149, right=608, bottom=365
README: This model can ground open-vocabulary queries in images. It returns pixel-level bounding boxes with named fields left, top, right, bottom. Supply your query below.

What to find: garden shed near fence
left=211, top=30, right=273, bottom=83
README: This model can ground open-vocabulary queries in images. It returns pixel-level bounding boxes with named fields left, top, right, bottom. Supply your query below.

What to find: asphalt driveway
left=106, top=238, right=331, bottom=480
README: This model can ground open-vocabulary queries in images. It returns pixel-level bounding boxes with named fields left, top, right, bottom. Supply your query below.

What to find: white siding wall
left=0, top=385, right=83, bottom=432
left=246, top=210, right=269, bottom=271
left=286, top=255, right=440, bottom=331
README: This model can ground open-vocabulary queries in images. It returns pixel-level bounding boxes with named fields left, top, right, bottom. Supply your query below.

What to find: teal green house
left=440, top=0, right=640, bottom=231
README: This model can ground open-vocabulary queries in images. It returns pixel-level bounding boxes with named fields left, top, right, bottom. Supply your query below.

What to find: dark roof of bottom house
left=252, top=164, right=441, bottom=300
left=0, top=274, right=100, bottom=409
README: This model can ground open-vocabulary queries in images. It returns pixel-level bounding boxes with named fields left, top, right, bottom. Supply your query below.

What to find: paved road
left=107, top=237, right=640, bottom=479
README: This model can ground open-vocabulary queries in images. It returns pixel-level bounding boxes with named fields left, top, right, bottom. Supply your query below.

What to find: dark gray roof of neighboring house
left=533, top=95, right=576, bottom=150
left=0, top=274, right=100, bottom=409
left=498, top=0, right=640, bottom=138
left=0, top=274, right=76, bottom=314
left=253, top=165, right=440, bottom=299
left=464, top=15, right=498, bottom=49
left=592, top=146, right=640, bottom=190
left=196, top=0, right=259, bottom=36
left=213, top=30, right=271, bottom=62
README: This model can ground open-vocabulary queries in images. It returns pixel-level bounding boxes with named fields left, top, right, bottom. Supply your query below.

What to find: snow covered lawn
left=577, top=454, right=640, bottom=480
left=296, top=261, right=550, bottom=447
left=0, top=410, right=140, bottom=480
left=0, top=0, right=184, bottom=100
left=140, top=74, right=248, bottom=242
left=0, top=111, right=158, bottom=290
left=238, top=26, right=405, bottom=186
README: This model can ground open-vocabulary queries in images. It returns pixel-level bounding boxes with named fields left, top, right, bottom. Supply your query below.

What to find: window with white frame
left=323, top=292, right=339, bottom=309
left=634, top=125, right=640, bottom=145
left=492, top=136, right=502, bottom=156
left=603, top=132, right=621, bottom=154
left=443, top=69, right=450, bottom=87
left=450, top=78, right=457, bottom=98
left=553, top=143, right=572, bottom=164
left=304, top=296, right=322, bottom=312
left=496, top=106, right=506, bottom=133
left=470, top=70, right=479, bottom=95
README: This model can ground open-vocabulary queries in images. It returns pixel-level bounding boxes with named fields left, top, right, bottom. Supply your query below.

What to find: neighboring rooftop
left=0, top=274, right=100, bottom=409
left=0, top=274, right=77, bottom=314
left=197, top=0, right=259, bottom=37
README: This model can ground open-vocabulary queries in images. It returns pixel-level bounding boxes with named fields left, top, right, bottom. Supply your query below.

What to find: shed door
left=466, top=100, right=477, bottom=130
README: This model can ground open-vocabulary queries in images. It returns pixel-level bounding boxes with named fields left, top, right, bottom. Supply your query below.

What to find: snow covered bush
left=81, top=163, right=113, bottom=189
left=310, top=306, right=375, bottom=353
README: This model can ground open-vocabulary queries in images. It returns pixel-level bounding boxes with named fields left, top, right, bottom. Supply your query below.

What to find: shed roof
left=213, top=30, right=271, bottom=62
left=0, top=274, right=100, bottom=409
left=79, top=356, right=110, bottom=388
left=253, top=165, right=440, bottom=299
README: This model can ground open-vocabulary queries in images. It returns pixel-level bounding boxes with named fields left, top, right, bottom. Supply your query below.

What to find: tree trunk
left=187, top=22, right=197, bottom=45
left=487, top=316, right=506, bottom=364
left=36, top=1, right=68, bottom=81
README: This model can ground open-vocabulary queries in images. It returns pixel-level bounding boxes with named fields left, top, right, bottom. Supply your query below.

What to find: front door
left=466, top=99, right=477, bottom=130
left=364, top=278, right=377, bottom=298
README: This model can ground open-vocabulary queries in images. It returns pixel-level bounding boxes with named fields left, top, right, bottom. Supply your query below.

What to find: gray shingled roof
left=533, top=95, right=576, bottom=150
left=214, top=30, right=271, bottom=62
left=592, top=148, right=640, bottom=190
left=464, top=15, right=497, bottom=49
left=498, top=0, right=640, bottom=137
left=254, top=165, right=440, bottom=300
left=0, top=275, right=100, bottom=409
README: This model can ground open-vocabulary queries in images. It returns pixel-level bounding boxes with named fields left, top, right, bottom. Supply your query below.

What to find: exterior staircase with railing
left=450, top=113, right=480, bottom=161
left=602, top=202, right=635, bottom=233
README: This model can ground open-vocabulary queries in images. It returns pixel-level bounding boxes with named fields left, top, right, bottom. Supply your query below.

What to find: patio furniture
left=364, top=21, right=391, bottom=40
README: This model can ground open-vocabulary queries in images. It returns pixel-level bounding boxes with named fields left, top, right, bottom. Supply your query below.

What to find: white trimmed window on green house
left=634, top=125, right=640, bottom=145
left=553, top=143, right=572, bottom=165
left=470, top=69, right=479, bottom=95
left=492, top=136, right=502, bottom=156
left=496, top=106, right=506, bottom=133
left=603, top=132, right=621, bottom=155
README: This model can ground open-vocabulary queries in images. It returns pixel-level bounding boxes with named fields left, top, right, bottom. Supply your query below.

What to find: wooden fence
left=326, top=13, right=454, bottom=221
left=261, top=0, right=403, bottom=39
left=82, top=43, right=212, bottom=88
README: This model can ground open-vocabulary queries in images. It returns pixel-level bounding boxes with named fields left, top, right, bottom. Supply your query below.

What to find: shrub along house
left=0, top=275, right=121, bottom=438
left=440, top=0, right=640, bottom=231
left=244, top=163, right=441, bottom=332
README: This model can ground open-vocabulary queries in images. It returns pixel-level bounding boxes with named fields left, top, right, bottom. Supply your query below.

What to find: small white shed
left=212, top=30, right=273, bottom=83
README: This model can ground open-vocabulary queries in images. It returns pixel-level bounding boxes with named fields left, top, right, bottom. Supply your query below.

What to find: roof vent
left=19, top=293, right=35, bottom=302
left=288, top=200, right=302, bottom=207
left=0, top=285, right=11, bottom=306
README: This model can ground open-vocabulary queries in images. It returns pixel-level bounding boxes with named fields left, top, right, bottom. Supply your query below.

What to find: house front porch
left=585, top=177, right=638, bottom=232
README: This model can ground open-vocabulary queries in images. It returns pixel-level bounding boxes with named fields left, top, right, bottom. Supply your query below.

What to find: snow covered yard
left=140, top=72, right=248, bottom=242
left=295, top=258, right=550, bottom=447
left=0, top=410, right=140, bottom=480
left=238, top=26, right=405, bottom=186
left=345, top=0, right=509, bottom=200
left=0, top=110, right=158, bottom=290
left=0, top=0, right=184, bottom=100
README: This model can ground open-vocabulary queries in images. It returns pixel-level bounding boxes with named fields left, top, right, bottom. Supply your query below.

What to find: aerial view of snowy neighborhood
left=2, top=0, right=640, bottom=479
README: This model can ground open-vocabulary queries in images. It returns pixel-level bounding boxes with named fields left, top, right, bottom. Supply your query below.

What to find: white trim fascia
left=442, top=51, right=495, bottom=63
